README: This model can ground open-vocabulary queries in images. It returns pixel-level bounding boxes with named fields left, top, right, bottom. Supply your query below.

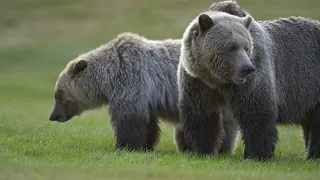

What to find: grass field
left=1, top=0, right=320, bottom=179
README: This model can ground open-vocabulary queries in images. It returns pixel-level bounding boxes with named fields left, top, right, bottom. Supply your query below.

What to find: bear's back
left=258, top=17, right=320, bottom=123
left=111, top=33, right=181, bottom=121
left=111, top=32, right=180, bottom=67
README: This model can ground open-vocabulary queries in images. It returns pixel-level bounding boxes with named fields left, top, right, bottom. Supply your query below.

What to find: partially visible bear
left=48, top=32, right=238, bottom=153
left=209, top=0, right=248, bottom=18
left=178, top=2, right=320, bottom=160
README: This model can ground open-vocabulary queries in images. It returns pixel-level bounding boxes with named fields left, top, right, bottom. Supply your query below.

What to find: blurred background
left=1, top=0, right=319, bottom=111
left=0, top=0, right=320, bottom=115
left=1, top=0, right=320, bottom=174
left=1, top=0, right=319, bottom=107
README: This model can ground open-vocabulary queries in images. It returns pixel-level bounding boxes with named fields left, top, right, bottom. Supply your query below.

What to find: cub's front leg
left=109, top=98, right=150, bottom=151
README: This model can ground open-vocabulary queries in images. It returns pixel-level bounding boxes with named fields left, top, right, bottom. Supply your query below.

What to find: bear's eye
left=54, top=89, right=63, bottom=100
left=245, top=46, right=250, bottom=52
left=228, top=45, right=239, bottom=51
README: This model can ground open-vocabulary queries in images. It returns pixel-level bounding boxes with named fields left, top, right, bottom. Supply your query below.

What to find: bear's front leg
left=143, top=115, right=160, bottom=151
left=218, top=110, right=239, bottom=154
left=174, top=123, right=189, bottom=152
left=234, top=88, right=278, bottom=161
left=109, top=102, right=150, bottom=151
left=178, top=69, right=223, bottom=155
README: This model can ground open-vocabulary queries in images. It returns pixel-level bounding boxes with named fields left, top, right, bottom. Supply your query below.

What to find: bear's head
left=49, top=59, right=102, bottom=122
left=180, top=11, right=254, bottom=88
left=209, top=0, right=247, bottom=18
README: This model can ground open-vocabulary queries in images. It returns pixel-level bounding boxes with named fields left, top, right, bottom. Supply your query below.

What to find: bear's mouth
left=232, top=76, right=246, bottom=84
left=57, top=114, right=73, bottom=123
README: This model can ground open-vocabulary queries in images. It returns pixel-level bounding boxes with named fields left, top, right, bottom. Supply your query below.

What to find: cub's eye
left=54, top=89, right=63, bottom=100
left=245, top=46, right=250, bottom=52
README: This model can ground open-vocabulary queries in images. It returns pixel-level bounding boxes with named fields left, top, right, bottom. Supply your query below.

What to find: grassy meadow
left=1, top=0, right=320, bottom=179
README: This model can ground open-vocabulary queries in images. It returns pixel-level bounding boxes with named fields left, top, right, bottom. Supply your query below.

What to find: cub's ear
left=241, top=15, right=253, bottom=29
left=72, top=60, right=87, bottom=77
left=198, top=14, right=214, bottom=31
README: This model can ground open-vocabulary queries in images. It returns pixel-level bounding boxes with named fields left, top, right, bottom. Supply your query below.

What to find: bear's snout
left=232, top=60, right=255, bottom=84
left=241, top=63, right=255, bottom=76
left=49, top=101, right=70, bottom=122
left=49, top=108, right=73, bottom=122
left=49, top=113, right=60, bottom=121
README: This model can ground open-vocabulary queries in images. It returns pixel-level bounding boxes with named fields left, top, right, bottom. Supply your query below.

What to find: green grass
left=1, top=0, right=320, bottom=179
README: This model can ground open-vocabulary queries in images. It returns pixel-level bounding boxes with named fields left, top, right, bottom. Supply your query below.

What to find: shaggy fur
left=178, top=1, right=320, bottom=160
left=48, top=32, right=239, bottom=153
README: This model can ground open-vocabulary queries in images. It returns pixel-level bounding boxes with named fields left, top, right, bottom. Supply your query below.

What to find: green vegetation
left=1, top=0, right=320, bottom=179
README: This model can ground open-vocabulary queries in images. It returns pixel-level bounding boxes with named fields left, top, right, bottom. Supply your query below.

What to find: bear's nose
left=242, top=64, right=255, bottom=76
left=49, top=114, right=58, bottom=121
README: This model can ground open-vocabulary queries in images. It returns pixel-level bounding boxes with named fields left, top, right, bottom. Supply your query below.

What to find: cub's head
left=180, top=11, right=254, bottom=88
left=49, top=59, right=101, bottom=122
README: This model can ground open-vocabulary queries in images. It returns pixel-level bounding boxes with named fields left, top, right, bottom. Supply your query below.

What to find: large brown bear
left=48, top=32, right=239, bottom=153
left=178, top=1, right=320, bottom=160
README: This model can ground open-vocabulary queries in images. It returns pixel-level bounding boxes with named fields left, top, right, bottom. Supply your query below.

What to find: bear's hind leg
left=143, top=115, right=160, bottom=151
left=301, top=121, right=311, bottom=153
left=307, top=105, right=320, bottom=159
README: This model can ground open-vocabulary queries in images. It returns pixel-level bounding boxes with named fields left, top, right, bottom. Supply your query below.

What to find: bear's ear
left=72, top=60, right=87, bottom=77
left=241, top=15, right=253, bottom=29
left=198, top=14, right=214, bottom=31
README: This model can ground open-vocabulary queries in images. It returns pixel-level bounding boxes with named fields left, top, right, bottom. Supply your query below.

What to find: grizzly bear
left=178, top=2, right=320, bottom=160
left=209, top=0, right=248, bottom=18
left=48, top=32, right=239, bottom=153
